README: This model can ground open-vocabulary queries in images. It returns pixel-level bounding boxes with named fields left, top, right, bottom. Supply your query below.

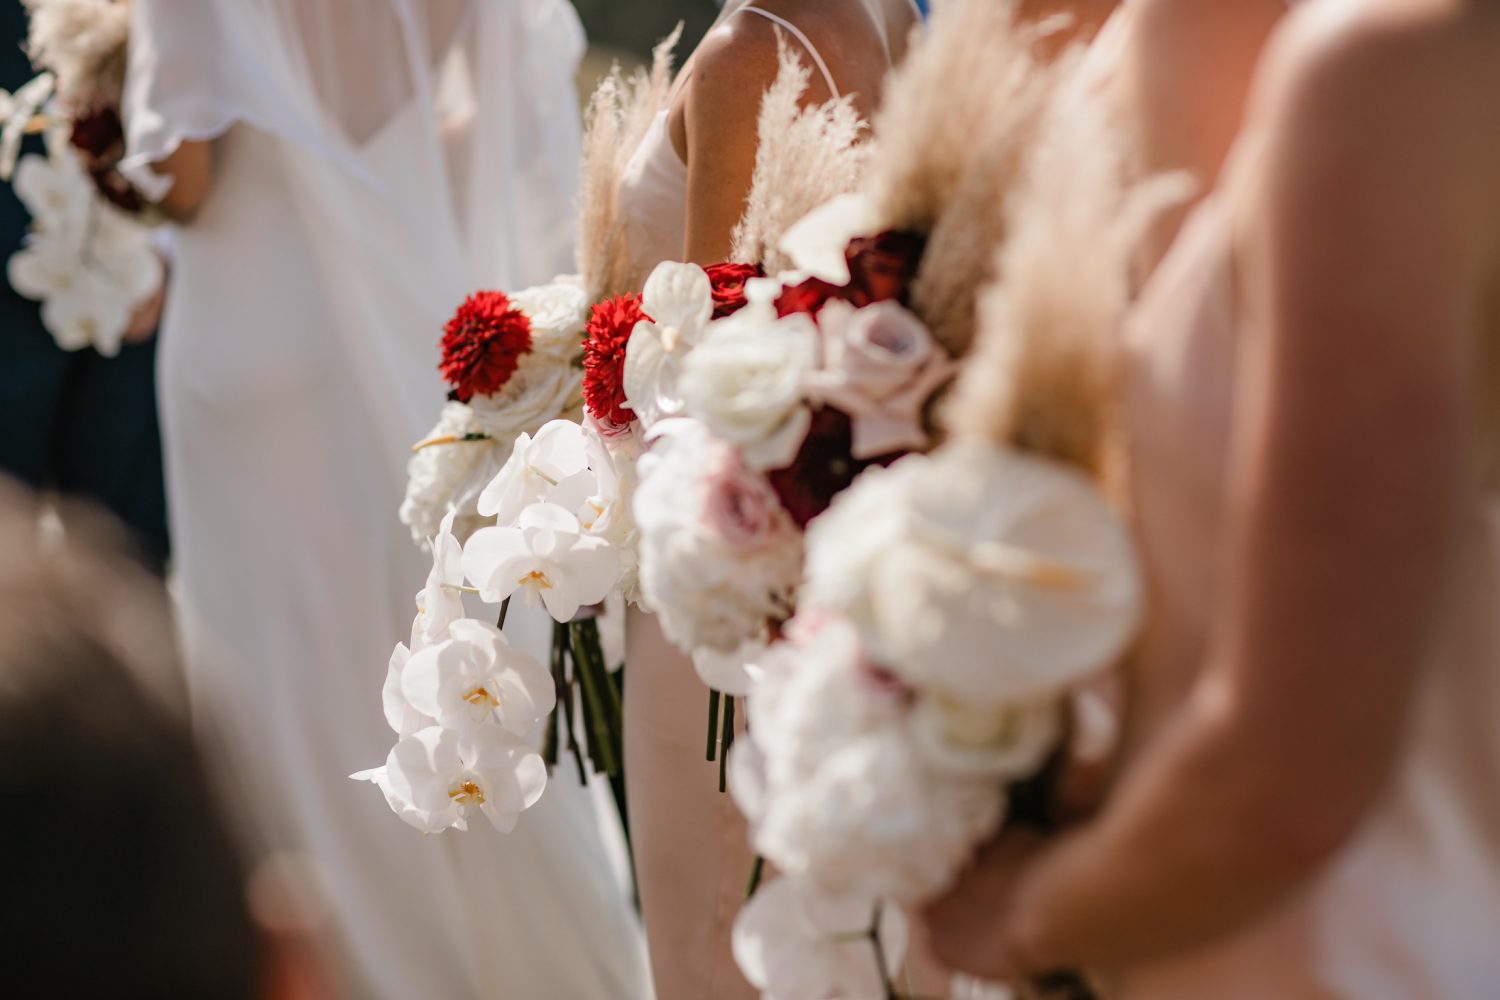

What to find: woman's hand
left=921, top=829, right=1047, bottom=983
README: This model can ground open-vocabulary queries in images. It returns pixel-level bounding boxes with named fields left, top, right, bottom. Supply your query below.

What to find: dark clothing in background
left=0, top=0, right=169, bottom=569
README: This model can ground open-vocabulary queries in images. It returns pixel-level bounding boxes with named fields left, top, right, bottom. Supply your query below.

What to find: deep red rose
left=705, top=262, right=763, bottom=319
left=583, top=292, right=648, bottom=429
left=439, top=291, right=533, bottom=402
left=766, top=407, right=905, bottom=528
left=846, top=230, right=926, bottom=305
left=69, top=106, right=125, bottom=165
left=774, top=276, right=846, bottom=319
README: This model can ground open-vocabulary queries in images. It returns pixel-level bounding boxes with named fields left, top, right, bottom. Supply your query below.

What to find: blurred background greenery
left=573, top=0, right=718, bottom=60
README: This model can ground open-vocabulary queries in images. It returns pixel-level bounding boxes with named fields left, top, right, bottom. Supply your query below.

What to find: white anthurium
left=908, top=690, right=1062, bottom=781
left=622, top=261, right=714, bottom=428
left=352, top=724, right=548, bottom=834
left=462, top=503, right=621, bottom=623
left=679, top=312, right=819, bottom=472
left=804, top=442, right=1144, bottom=707
left=778, top=192, right=880, bottom=286
left=732, top=877, right=908, bottom=1000
left=412, top=509, right=466, bottom=650
left=477, top=419, right=593, bottom=526
left=381, top=642, right=436, bottom=738
left=400, top=618, right=556, bottom=737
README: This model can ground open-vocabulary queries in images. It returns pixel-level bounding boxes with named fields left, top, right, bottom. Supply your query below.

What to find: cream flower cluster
left=627, top=253, right=957, bottom=691
left=728, top=443, right=1143, bottom=994
left=399, top=281, right=588, bottom=546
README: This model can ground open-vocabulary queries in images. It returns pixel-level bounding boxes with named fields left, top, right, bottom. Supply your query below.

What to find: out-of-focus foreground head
left=0, top=479, right=261, bottom=1000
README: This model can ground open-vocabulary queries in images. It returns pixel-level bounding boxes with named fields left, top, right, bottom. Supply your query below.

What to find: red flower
left=774, top=276, right=845, bottom=319
left=439, top=291, right=533, bottom=402
left=705, top=262, right=763, bottom=319
left=69, top=106, right=125, bottom=166
left=846, top=230, right=925, bottom=305
left=766, top=407, right=905, bottom=528
left=774, top=230, right=926, bottom=319
left=583, top=293, right=648, bottom=430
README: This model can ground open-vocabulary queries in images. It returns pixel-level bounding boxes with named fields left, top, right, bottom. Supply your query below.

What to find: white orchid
left=381, top=642, right=437, bottom=738
left=804, top=442, right=1143, bottom=707
left=412, top=509, right=466, bottom=650
left=400, top=618, right=556, bottom=737
left=462, top=503, right=621, bottom=622
left=352, top=725, right=548, bottom=834
left=622, top=261, right=714, bottom=428
left=679, top=311, right=818, bottom=472
left=11, top=146, right=92, bottom=237
left=778, top=192, right=880, bottom=286
left=732, top=877, right=908, bottom=1000
left=476, top=419, right=593, bottom=527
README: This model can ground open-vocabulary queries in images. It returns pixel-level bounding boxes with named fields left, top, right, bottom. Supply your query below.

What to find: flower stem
left=706, top=689, right=721, bottom=762
left=718, top=695, right=736, bottom=793
left=497, top=596, right=511, bottom=630
left=744, top=855, right=764, bottom=900
left=868, top=903, right=899, bottom=1000
left=570, top=618, right=623, bottom=777
left=554, top=622, right=587, bottom=785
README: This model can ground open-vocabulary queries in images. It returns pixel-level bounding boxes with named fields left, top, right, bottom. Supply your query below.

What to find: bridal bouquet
left=2, top=0, right=163, bottom=355
left=720, top=3, right=1185, bottom=996
left=367, top=34, right=690, bottom=833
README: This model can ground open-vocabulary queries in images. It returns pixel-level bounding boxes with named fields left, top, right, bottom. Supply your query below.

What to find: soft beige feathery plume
left=729, top=38, right=869, bottom=274
left=865, top=0, right=1061, bottom=358
left=943, top=46, right=1191, bottom=477
left=577, top=24, right=683, bottom=301
left=23, top=0, right=130, bottom=109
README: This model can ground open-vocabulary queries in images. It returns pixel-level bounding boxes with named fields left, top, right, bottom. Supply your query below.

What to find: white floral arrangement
left=1, top=0, right=164, bottom=355
left=6, top=125, right=161, bottom=355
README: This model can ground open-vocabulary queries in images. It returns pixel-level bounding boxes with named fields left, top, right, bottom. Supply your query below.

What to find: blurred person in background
left=119, top=1, right=649, bottom=996
left=0, top=0, right=169, bottom=574
left=0, top=478, right=326, bottom=1000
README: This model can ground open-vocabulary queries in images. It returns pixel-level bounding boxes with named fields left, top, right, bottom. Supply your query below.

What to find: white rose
left=510, top=280, right=589, bottom=360
left=680, top=313, right=818, bottom=472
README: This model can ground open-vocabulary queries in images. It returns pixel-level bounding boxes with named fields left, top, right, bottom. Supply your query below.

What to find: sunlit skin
left=1122, top=0, right=1287, bottom=278
left=923, top=0, right=1500, bottom=982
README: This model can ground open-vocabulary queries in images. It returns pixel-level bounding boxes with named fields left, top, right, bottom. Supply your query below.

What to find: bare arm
left=927, top=17, right=1479, bottom=978
left=1126, top=0, right=1285, bottom=276
left=152, top=139, right=213, bottom=223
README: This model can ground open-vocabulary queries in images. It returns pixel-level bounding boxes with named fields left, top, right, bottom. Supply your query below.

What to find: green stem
left=868, top=903, right=898, bottom=1000
left=706, top=689, right=721, bottom=762
left=496, top=596, right=511, bottom=630
left=718, top=695, right=736, bottom=794
left=744, top=855, right=765, bottom=900
left=554, top=622, right=587, bottom=785
left=570, top=618, right=623, bottom=776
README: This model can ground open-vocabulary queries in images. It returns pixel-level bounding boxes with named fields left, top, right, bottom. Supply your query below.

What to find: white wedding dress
left=121, top=2, right=649, bottom=997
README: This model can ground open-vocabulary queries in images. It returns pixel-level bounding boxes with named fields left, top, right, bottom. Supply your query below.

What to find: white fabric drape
left=123, top=3, right=651, bottom=998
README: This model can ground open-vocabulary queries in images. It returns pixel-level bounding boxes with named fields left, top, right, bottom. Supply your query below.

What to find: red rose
left=705, top=262, right=763, bottom=319
left=766, top=406, right=905, bottom=528
left=439, top=291, right=533, bottom=402
left=774, top=276, right=846, bottom=319
left=583, top=292, right=648, bottom=430
left=69, top=106, right=125, bottom=166
left=846, top=230, right=926, bottom=305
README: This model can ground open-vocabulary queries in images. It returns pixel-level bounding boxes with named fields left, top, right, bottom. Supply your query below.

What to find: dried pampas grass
left=729, top=38, right=869, bottom=274
left=23, top=0, right=130, bottom=109
left=577, top=25, right=682, bottom=301
left=943, top=48, right=1191, bottom=477
left=865, top=0, right=1063, bottom=357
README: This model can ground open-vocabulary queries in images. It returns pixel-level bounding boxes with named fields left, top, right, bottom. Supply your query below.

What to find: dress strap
left=738, top=6, right=842, bottom=99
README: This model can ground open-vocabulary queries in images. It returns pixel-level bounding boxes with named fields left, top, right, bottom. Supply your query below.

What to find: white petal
left=778, top=193, right=880, bottom=285
left=641, top=260, right=712, bottom=335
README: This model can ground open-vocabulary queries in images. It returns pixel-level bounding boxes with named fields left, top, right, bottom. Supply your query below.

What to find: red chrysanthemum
left=705, top=262, right=764, bottom=319
left=583, top=292, right=648, bottom=430
left=439, top=291, right=533, bottom=402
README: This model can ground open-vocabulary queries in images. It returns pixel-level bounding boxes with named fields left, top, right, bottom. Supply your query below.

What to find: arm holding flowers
left=151, top=138, right=211, bottom=222
left=925, top=15, right=1481, bottom=980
